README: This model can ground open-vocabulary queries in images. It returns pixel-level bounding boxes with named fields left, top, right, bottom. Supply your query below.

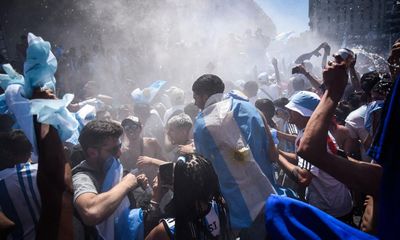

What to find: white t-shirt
left=345, top=105, right=370, bottom=161
left=345, top=105, right=368, bottom=141
left=295, top=130, right=353, bottom=217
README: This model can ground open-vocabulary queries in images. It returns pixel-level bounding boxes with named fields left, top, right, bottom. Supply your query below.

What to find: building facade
left=309, top=0, right=400, bottom=53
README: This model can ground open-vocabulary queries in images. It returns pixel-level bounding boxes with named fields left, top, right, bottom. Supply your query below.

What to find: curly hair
left=192, top=74, right=225, bottom=97
left=171, top=154, right=232, bottom=240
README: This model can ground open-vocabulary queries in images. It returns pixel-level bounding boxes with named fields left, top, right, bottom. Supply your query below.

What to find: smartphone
left=159, top=162, right=174, bottom=186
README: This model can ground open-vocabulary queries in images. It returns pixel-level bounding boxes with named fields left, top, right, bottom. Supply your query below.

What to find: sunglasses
left=123, top=124, right=141, bottom=131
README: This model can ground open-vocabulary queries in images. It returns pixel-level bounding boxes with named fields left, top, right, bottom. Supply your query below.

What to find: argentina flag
left=194, top=93, right=276, bottom=229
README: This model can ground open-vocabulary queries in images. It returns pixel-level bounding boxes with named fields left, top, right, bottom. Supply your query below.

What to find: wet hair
left=192, top=74, right=225, bottom=96
left=171, top=154, right=231, bottom=240
left=0, top=130, right=32, bottom=169
left=360, top=71, right=380, bottom=93
left=371, top=78, right=392, bottom=98
left=79, top=120, right=123, bottom=152
left=167, top=113, right=193, bottom=131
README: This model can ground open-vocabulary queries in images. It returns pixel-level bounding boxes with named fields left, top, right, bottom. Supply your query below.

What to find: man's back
left=194, top=94, right=275, bottom=229
left=0, top=163, right=40, bottom=240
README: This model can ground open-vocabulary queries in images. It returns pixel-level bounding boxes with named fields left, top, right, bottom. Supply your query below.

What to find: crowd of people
left=0, top=29, right=399, bottom=240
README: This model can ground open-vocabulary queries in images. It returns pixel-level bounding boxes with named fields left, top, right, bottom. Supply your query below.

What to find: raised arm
left=294, top=43, right=324, bottom=64
left=271, top=57, right=281, bottom=85
left=297, top=62, right=382, bottom=195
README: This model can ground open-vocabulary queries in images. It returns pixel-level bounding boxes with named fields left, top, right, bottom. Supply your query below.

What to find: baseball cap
left=121, top=115, right=141, bottom=127
left=285, top=91, right=320, bottom=117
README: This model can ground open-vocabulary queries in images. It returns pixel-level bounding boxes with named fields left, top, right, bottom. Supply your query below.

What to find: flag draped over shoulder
left=194, top=94, right=276, bottom=229
left=97, top=158, right=144, bottom=240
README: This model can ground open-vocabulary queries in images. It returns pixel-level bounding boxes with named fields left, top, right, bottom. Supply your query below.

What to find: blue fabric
left=30, top=93, right=79, bottom=142
left=0, top=64, right=25, bottom=114
left=368, top=75, right=400, bottom=239
left=23, top=33, right=57, bottom=98
left=194, top=114, right=254, bottom=228
left=0, top=64, right=25, bottom=90
left=131, top=80, right=166, bottom=104
left=230, top=98, right=274, bottom=182
left=287, top=91, right=320, bottom=111
left=194, top=95, right=275, bottom=229
left=5, top=84, right=38, bottom=161
left=364, top=100, right=384, bottom=134
left=15, top=164, right=38, bottom=225
left=115, top=208, right=144, bottom=240
left=0, top=94, right=7, bottom=114
left=0, top=180, right=24, bottom=239
left=265, top=195, right=377, bottom=240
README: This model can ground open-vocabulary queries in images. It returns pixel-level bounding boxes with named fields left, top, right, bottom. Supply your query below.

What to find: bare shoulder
left=145, top=222, right=169, bottom=240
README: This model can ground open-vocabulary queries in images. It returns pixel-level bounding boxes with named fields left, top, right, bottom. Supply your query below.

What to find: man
left=242, top=80, right=258, bottom=104
left=0, top=130, right=39, bottom=240
left=165, top=113, right=194, bottom=161
left=72, top=120, right=145, bottom=239
left=120, top=116, right=165, bottom=182
left=192, top=74, right=277, bottom=239
left=277, top=91, right=353, bottom=221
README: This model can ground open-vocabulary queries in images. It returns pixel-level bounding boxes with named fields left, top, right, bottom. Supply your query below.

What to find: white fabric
left=258, top=84, right=280, bottom=101
left=295, top=130, right=353, bottom=217
left=345, top=105, right=370, bottom=161
left=200, top=93, right=275, bottom=227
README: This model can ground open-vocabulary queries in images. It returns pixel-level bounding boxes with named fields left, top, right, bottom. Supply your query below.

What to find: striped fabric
left=194, top=94, right=276, bottom=229
left=0, top=163, right=40, bottom=240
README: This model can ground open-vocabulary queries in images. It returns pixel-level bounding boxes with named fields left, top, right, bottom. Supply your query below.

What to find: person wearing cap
left=120, top=116, right=166, bottom=183
left=277, top=91, right=353, bottom=222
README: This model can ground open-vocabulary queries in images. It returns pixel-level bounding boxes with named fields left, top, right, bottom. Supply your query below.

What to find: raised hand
left=323, top=62, right=348, bottom=101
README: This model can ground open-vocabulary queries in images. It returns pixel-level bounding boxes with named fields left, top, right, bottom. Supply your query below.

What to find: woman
left=146, top=154, right=233, bottom=240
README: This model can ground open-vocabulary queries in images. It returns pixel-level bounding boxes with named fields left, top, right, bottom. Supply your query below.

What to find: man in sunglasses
left=120, top=116, right=165, bottom=183
left=72, top=120, right=146, bottom=238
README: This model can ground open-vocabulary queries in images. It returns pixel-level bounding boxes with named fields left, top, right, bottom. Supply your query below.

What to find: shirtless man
left=120, top=116, right=165, bottom=182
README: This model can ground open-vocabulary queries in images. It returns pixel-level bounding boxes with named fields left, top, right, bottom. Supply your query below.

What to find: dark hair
left=78, top=120, right=123, bottom=152
left=192, top=74, right=225, bottom=96
left=273, top=97, right=289, bottom=108
left=184, top=103, right=200, bottom=123
left=360, top=71, right=380, bottom=93
left=335, top=102, right=352, bottom=125
left=172, top=154, right=231, bottom=240
left=255, top=99, right=277, bottom=128
left=0, top=130, right=32, bottom=168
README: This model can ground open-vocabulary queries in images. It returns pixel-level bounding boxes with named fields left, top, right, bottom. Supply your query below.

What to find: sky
left=255, top=0, right=309, bottom=35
